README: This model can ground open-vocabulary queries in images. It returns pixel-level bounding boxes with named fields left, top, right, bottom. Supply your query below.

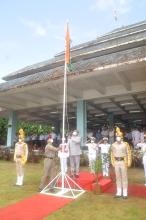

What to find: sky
left=0, top=0, right=146, bottom=82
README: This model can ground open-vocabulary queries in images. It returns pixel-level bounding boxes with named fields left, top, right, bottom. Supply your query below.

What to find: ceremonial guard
left=86, top=137, right=98, bottom=174
left=111, top=127, right=132, bottom=198
left=137, top=133, right=146, bottom=186
left=14, top=129, right=28, bottom=186
left=99, top=137, right=111, bottom=177
left=39, top=137, right=60, bottom=191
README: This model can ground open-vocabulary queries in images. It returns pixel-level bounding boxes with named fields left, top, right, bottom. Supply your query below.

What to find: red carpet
left=74, top=171, right=112, bottom=192
left=105, top=183, right=146, bottom=198
left=1, top=173, right=145, bottom=220
left=0, top=194, right=72, bottom=220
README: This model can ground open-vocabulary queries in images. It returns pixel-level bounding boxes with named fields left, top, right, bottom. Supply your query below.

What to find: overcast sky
left=0, top=0, right=146, bottom=82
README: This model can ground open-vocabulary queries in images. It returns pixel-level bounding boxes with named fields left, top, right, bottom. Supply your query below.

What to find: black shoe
left=75, top=174, right=79, bottom=178
left=123, top=196, right=128, bottom=199
left=49, top=188, right=55, bottom=193
left=114, top=195, right=121, bottom=198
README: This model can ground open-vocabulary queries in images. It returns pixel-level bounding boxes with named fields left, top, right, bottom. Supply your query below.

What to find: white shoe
left=144, top=183, right=146, bottom=186
left=116, top=188, right=122, bottom=197
left=16, top=176, right=21, bottom=186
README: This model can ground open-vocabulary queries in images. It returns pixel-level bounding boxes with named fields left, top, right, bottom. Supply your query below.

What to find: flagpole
left=40, top=23, right=85, bottom=198
left=61, top=58, right=67, bottom=190
left=61, top=22, right=69, bottom=189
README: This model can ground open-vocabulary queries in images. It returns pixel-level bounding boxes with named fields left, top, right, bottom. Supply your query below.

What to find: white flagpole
left=61, top=59, right=67, bottom=189
left=40, top=23, right=85, bottom=198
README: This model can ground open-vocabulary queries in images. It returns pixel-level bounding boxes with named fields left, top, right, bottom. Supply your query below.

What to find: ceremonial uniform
left=131, top=129, right=141, bottom=149
left=39, top=139, right=59, bottom=191
left=99, top=141, right=110, bottom=177
left=86, top=137, right=98, bottom=174
left=14, top=134, right=28, bottom=186
left=111, top=128, right=132, bottom=198
left=137, top=138, right=146, bottom=186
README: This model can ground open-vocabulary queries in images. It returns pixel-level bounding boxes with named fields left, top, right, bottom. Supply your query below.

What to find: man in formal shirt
left=137, top=133, right=146, bottom=186
left=68, top=130, right=81, bottom=178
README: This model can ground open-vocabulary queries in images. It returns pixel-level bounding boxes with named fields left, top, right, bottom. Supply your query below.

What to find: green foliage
left=0, top=118, right=8, bottom=144
left=0, top=117, right=52, bottom=143
left=94, top=157, right=102, bottom=173
left=17, top=121, right=52, bottom=135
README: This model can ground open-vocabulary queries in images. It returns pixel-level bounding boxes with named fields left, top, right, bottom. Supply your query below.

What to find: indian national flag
left=65, top=23, right=70, bottom=65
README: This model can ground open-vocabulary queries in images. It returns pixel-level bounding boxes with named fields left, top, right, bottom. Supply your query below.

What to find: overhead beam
left=87, top=101, right=108, bottom=114
left=110, top=98, right=129, bottom=114
left=132, top=95, right=146, bottom=113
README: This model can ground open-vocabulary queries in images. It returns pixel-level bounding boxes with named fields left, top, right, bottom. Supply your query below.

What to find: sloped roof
left=0, top=20, right=146, bottom=93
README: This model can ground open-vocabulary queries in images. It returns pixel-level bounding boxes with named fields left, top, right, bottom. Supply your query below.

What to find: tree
left=0, top=117, right=52, bottom=144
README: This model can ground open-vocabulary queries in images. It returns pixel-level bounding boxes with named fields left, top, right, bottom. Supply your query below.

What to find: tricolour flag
left=65, top=23, right=70, bottom=65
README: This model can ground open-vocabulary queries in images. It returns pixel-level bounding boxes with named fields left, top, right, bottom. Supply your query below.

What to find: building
left=0, top=20, right=146, bottom=146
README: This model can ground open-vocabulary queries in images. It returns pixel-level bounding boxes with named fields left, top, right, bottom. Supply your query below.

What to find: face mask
left=116, top=136, right=121, bottom=142
left=73, top=132, right=77, bottom=136
left=48, top=139, right=53, bottom=143
left=91, top=140, right=94, bottom=143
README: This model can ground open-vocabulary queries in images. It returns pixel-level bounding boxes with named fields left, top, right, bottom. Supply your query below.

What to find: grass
left=0, top=160, right=146, bottom=220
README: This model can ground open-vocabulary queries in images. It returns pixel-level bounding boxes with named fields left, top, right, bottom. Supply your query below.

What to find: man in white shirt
left=99, top=137, right=110, bottom=177
left=86, top=137, right=98, bottom=173
left=137, top=133, right=146, bottom=186
left=131, top=128, right=141, bottom=149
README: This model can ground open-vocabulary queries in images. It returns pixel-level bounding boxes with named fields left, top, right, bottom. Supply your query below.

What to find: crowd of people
left=13, top=125, right=146, bottom=199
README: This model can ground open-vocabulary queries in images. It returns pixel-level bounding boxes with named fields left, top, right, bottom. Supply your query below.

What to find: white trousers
left=101, top=154, right=109, bottom=176
left=143, top=155, right=146, bottom=178
left=60, top=157, right=68, bottom=175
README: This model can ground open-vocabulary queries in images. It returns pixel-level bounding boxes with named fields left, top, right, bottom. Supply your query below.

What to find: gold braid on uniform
left=111, top=149, right=115, bottom=167
left=19, top=128, right=25, bottom=140
left=124, top=142, right=132, bottom=167
left=19, top=128, right=28, bottom=165
left=111, top=127, right=123, bottom=167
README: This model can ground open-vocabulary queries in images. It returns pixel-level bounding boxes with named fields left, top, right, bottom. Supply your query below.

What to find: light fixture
left=69, top=116, right=76, bottom=119
left=120, top=102, right=133, bottom=106
left=95, top=113, right=105, bottom=117
left=129, top=110, right=141, bottom=113
left=50, top=111, right=58, bottom=114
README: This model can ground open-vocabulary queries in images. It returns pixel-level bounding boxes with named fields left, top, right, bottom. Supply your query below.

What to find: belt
left=115, top=157, right=124, bottom=161
left=44, top=156, right=54, bottom=159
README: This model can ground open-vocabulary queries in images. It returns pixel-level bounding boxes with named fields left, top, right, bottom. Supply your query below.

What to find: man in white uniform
left=99, top=137, right=110, bottom=176
left=86, top=137, right=98, bottom=174
left=131, top=128, right=141, bottom=149
left=137, top=133, right=146, bottom=186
